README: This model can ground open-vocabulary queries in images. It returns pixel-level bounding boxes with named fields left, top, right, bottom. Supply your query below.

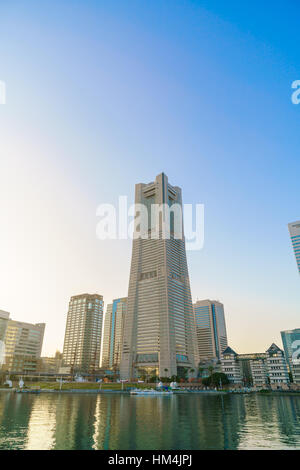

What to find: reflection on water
left=0, top=392, right=300, bottom=450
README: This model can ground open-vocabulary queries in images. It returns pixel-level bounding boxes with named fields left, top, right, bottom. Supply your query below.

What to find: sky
left=0, top=0, right=299, bottom=356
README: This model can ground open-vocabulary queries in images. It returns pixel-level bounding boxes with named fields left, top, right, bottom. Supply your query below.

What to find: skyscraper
left=101, top=297, right=127, bottom=369
left=193, top=299, right=228, bottom=361
left=62, top=293, right=104, bottom=373
left=120, top=173, right=198, bottom=379
left=288, top=220, right=300, bottom=274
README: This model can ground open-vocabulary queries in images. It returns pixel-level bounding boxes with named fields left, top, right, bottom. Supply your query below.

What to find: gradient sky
left=0, top=0, right=299, bottom=356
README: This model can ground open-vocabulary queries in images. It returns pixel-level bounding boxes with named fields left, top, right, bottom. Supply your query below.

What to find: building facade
left=0, top=310, right=45, bottom=373
left=221, top=347, right=242, bottom=385
left=291, top=363, right=300, bottom=385
left=221, top=345, right=289, bottom=388
left=0, top=311, right=9, bottom=367
left=266, top=343, right=290, bottom=386
left=249, top=356, right=268, bottom=387
left=281, top=328, right=300, bottom=372
left=62, top=293, right=104, bottom=373
left=120, top=173, right=198, bottom=379
left=101, top=297, right=127, bottom=369
left=193, top=299, right=228, bottom=361
left=288, top=220, right=300, bottom=274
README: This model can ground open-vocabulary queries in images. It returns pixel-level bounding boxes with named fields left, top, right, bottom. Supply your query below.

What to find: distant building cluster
left=1, top=176, right=299, bottom=389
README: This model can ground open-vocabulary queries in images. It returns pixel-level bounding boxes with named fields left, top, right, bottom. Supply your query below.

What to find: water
left=0, top=392, right=300, bottom=450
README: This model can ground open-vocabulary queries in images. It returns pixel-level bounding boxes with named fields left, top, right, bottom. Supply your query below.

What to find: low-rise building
left=221, top=347, right=242, bottom=385
left=221, top=344, right=289, bottom=388
left=38, top=351, right=63, bottom=374
left=249, top=356, right=268, bottom=387
left=266, top=343, right=290, bottom=386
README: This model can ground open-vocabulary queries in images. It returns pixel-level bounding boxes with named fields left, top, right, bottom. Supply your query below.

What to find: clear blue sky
left=0, top=0, right=299, bottom=354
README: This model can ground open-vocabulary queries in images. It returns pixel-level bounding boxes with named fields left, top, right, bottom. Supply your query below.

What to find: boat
left=130, top=388, right=173, bottom=396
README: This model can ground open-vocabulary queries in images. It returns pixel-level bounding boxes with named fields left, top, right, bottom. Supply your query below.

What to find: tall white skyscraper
left=120, top=173, right=198, bottom=379
left=193, top=299, right=228, bottom=361
left=288, top=220, right=300, bottom=274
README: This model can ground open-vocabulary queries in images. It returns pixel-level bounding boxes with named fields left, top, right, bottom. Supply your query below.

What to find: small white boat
left=130, top=388, right=173, bottom=396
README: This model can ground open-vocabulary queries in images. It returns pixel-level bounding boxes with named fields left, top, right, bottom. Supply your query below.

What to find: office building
left=101, top=297, right=127, bottom=369
left=193, top=299, right=228, bottom=360
left=221, top=345, right=289, bottom=388
left=0, top=311, right=9, bottom=367
left=120, top=173, right=198, bottom=379
left=281, top=328, right=300, bottom=371
left=291, top=363, right=300, bottom=385
left=288, top=220, right=300, bottom=274
left=62, top=293, right=104, bottom=373
left=221, top=347, right=242, bottom=385
left=0, top=310, right=45, bottom=373
left=266, top=343, right=289, bottom=385
left=0, top=310, right=9, bottom=342
left=249, top=356, right=268, bottom=387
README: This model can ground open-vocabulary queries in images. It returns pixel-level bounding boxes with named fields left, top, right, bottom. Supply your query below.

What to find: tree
left=201, top=373, right=229, bottom=387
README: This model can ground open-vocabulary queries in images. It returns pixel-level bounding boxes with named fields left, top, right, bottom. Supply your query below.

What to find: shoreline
left=1, top=388, right=300, bottom=396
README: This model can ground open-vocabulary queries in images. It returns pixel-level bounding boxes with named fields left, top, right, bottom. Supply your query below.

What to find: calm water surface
left=0, top=392, right=300, bottom=450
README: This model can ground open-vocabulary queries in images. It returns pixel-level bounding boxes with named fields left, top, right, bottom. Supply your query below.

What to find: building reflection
left=0, top=392, right=33, bottom=449
left=92, top=394, right=246, bottom=450
left=237, top=394, right=300, bottom=449
left=25, top=395, right=57, bottom=449
left=1, top=392, right=300, bottom=449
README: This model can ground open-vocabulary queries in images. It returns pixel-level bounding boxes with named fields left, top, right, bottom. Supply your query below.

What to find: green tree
left=201, top=373, right=229, bottom=387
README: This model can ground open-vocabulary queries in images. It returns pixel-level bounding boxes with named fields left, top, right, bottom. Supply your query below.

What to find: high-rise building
left=193, top=299, right=228, bottom=361
left=0, top=310, right=45, bottom=373
left=101, top=297, right=127, bottom=369
left=281, top=328, right=300, bottom=371
left=120, top=173, right=198, bottom=379
left=62, top=293, right=104, bottom=373
left=288, top=220, right=300, bottom=274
